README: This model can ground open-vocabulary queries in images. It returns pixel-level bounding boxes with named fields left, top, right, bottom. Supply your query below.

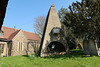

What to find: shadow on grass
left=43, top=49, right=91, bottom=59
left=22, top=55, right=29, bottom=57
left=22, top=53, right=39, bottom=60
left=22, top=49, right=98, bottom=59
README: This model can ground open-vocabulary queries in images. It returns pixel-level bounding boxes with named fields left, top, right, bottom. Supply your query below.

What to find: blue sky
left=3, top=0, right=81, bottom=33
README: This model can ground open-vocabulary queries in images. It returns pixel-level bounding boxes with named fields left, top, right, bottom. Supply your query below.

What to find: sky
left=3, top=0, right=81, bottom=33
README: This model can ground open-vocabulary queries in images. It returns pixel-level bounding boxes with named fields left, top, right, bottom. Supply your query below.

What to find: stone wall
left=11, top=30, right=27, bottom=56
left=10, top=30, right=40, bottom=56
left=27, top=40, right=40, bottom=54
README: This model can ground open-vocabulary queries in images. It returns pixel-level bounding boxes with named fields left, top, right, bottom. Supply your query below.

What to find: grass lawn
left=0, top=49, right=100, bottom=67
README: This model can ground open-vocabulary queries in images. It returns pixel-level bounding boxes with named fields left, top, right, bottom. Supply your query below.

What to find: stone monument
left=39, top=4, right=68, bottom=57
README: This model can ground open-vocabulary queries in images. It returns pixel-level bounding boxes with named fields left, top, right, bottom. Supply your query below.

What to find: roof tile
left=2, top=26, right=41, bottom=41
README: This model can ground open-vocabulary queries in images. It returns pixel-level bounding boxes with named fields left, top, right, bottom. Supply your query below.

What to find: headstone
left=83, top=40, right=90, bottom=54
left=89, top=39, right=98, bottom=55
left=83, top=39, right=98, bottom=55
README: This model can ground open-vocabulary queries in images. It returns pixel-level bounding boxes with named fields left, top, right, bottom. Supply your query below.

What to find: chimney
left=14, top=26, right=16, bottom=31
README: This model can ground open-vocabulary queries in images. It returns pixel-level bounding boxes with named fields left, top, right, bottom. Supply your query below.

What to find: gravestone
left=83, top=39, right=98, bottom=55
left=89, top=39, right=98, bottom=55
left=83, top=40, right=90, bottom=54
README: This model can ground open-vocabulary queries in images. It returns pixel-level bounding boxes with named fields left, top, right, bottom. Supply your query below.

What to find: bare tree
left=33, top=15, right=46, bottom=37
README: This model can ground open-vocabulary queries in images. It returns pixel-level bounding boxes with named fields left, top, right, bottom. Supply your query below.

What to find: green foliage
left=58, top=7, right=68, bottom=23
left=0, top=48, right=2, bottom=61
left=66, top=36, right=76, bottom=49
left=1, top=49, right=100, bottom=67
left=0, top=48, right=2, bottom=55
left=58, top=7, right=77, bottom=49
left=64, top=0, right=100, bottom=39
left=34, top=46, right=40, bottom=56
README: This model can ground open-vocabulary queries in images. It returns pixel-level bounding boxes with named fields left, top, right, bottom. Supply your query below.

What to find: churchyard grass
left=0, top=49, right=100, bottom=67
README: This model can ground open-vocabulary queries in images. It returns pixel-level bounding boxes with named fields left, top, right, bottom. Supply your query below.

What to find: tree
left=63, top=0, right=100, bottom=55
left=58, top=7, right=68, bottom=23
left=33, top=15, right=46, bottom=37
left=0, top=0, right=9, bottom=30
left=58, top=7, right=77, bottom=49
left=64, top=0, right=100, bottom=39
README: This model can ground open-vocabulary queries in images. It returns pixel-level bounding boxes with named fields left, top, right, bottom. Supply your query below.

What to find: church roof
left=2, top=26, right=41, bottom=41
left=7, top=30, right=20, bottom=40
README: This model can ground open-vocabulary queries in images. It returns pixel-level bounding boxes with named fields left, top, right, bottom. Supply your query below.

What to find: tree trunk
left=0, top=0, right=9, bottom=30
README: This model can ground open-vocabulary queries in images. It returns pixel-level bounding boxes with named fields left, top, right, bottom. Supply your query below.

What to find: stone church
left=0, top=26, right=41, bottom=56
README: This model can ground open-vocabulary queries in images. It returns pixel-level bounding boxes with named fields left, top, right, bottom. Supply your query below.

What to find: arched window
left=18, top=42, right=23, bottom=51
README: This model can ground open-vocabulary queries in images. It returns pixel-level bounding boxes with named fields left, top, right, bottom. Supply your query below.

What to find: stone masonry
left=39, top=4, right=68, bottom=57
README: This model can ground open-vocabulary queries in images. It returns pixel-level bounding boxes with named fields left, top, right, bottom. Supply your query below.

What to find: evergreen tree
left=58, top=7, right=68, bottom=23
left=64, top=0, right=100, bottom=39
left=58, top=8, right=76, bottom=49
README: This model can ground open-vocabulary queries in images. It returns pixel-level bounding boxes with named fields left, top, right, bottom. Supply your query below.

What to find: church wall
left=11, top=30, right=27, bottom=56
